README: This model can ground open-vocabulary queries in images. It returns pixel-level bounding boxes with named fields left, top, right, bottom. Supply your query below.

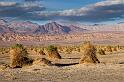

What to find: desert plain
left=0, top=41, right=124, bottom=82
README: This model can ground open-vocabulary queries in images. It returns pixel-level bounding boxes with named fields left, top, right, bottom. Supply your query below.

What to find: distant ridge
left=0, top=19, right=88, bottom=34
left=0, top=19, right=124, bottom=34
left=34, top=22, right=88, bottom=34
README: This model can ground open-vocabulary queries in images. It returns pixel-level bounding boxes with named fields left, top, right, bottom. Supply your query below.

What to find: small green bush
left=46, top=45, right=61, bottom=59
left=47, top=45, right=57, bottom=52
left=12, top=44, right=24, bottom=49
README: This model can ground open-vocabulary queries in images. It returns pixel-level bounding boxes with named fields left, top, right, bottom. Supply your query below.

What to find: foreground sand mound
left=33, top=58, right=52, bottom=66
left=79, top=43, right=100, bottom=64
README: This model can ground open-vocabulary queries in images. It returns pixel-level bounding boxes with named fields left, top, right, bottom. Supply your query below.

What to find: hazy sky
left=0, top=0, right=124, bottom=24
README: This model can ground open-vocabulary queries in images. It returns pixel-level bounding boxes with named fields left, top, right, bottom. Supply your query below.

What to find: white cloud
left=0, top=1, right=45, bottom=21
left=19, top=2, right=44, bottom=8
left=0, top=0, right=123, bottom=23
left=94, top=0, right=123, bottom=6
left=37, top=0, right=124, bottom=22
left=59, top=0, right=124, bottom=16
left=0, top=2, right=17, bottom=7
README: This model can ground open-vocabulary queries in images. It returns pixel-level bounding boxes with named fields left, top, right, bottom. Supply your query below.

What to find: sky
left=0, top=0, right=124, bottom=25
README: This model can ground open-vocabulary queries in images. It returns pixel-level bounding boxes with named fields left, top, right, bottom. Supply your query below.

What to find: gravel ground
left=0, top=51, right=124, bottom=82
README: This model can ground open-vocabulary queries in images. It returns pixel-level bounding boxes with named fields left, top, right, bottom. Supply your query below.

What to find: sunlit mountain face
left=0, top=0, right=124, bottom=24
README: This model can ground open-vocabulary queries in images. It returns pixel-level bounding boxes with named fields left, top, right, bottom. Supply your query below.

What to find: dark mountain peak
left=41, top=22, right=66, bottom=34
left=50, top=21, right=58, bottom=24
left=45, top=21, right=61, bottom=27
left=0, top=19, right=7, bottom=22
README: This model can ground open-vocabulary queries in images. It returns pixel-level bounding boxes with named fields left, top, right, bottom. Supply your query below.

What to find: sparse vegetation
left=105, top=45, right=112, bottom=52
left=38, top=49, right=46, bottom=55
left=98, top=49, right=106, bottom=55
left=0, top=43, right=123, bottom=69
left=46, top=45, right=61, bottom=60
left=47, top=45, right=58, bottom=52
left=79, top=42, right=100, bottom=64
left=112, top=47, right=117, bottom=52
left=10, top=44, right=33, bottom=68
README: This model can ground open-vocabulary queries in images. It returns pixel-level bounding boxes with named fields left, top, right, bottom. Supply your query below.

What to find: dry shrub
left=38, top=49, right=46, bottom=55
left=112, top=47, right=117, bottom=51
left=79, top=42, right=100, bottom=64
left=0, top=64, right=10, bottom=71
left=103, top=48, right=106, bottom=52
left=65, top=47, right=73, bottom=54
left=98, top=49, right=106, bottom=55
left=57, top=46, right=63, bottom=53
left=46, top=45, right=61, bottom=60
left=33, top=58, right=51, bottom=66
left=10, top=44, right=33, bottom=68
left=106, top=46, right=112, bottom=52
left=75, top=47, right=80, bottom=52
left=79, top=41, right=91, bottom=52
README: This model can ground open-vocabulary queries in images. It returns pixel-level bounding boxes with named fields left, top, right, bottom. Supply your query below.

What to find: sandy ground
left=0, top=51, right=124, bottom=82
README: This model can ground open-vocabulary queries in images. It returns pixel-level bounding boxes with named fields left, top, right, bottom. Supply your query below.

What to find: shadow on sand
left=54, top=63, right=78, bottom=67
left=119, top=62, right=124, bottom=64
left=62, top=58, right=80, bottom=59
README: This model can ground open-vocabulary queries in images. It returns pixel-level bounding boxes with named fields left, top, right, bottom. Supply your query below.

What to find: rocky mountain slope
left=34, top=22, right=88, bottom=34
left=0, top=19, right=124, bottom=35
left=0, top=20, right=88, bottom=34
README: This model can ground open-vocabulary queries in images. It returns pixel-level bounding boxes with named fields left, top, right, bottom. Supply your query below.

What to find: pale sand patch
left=0, top=63, right=123, bottom=82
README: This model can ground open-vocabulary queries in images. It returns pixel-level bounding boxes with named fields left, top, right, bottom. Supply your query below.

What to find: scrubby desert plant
left=79, top=42, right=100, bottom=64
left=79, top=41, right=91, bottom=52
left=98, top=49, right=106, bottom=55
left=64, top=47, right=73, bottom=54
left=75, top=47, right=80, bottom=52
left=112, top=47, right=117, bottom=52
left=106, top=46, right=112, bottom=52
left=38, top=49, right=46, bottom=55
left=45, top=45, right=61, bottom=60
left=10, top=44, right=33, bottom=68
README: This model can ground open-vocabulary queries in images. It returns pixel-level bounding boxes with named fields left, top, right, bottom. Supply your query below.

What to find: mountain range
left=0, top=20, right=87, bottom=34
left=0, top=19, right=124, bottom=34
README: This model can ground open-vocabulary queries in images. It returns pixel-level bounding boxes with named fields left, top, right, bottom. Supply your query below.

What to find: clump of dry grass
left=79, top=42, right=100, bottom=64
left=0, top=64, right=10, bottom=71
left=38, top=49, right=46, bottom=56
left=106, top=46, right=112, bottom=52
left=0, top=47, right=10, bottom=55
left=98, top=49, right=106, bottom=55
left=64, top=47, right=73, bottom=54
left=10, top=44, right=33, bottom=68
left=112, top=47, right=117, bottom=52
left=45, top=45, right=61, bottom=60
left=75, top=47, right=80, bottom=52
